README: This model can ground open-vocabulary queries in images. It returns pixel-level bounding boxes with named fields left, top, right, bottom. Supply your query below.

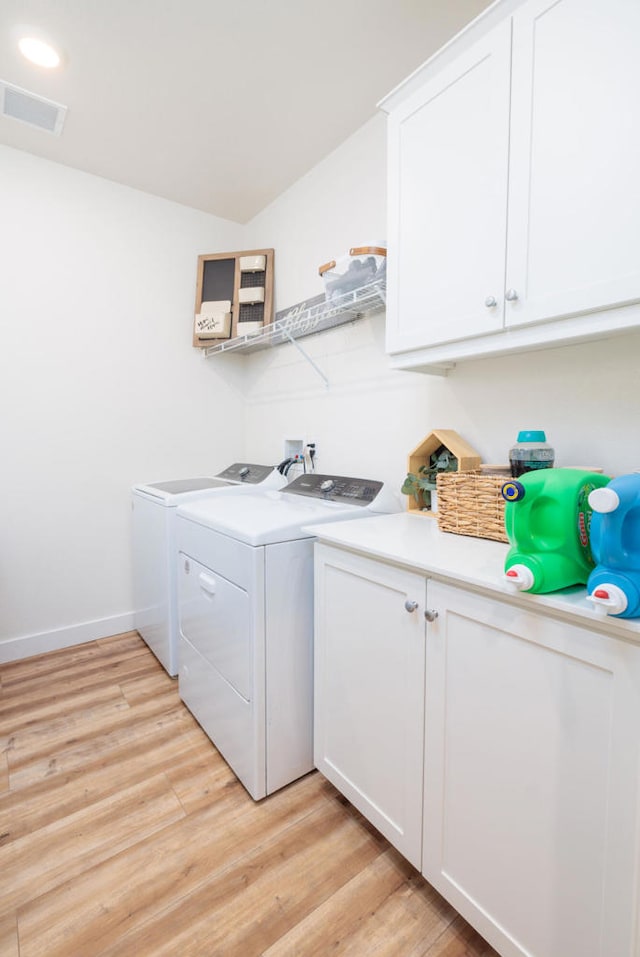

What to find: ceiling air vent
left=0, top=80, right=67, bottom=135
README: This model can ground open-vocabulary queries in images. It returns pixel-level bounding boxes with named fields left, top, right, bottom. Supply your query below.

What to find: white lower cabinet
left=313, top=544, right=640, bottom=957
left=313, top=543, right=426, bottom=868
left=424, top=581, right=640, bottom=957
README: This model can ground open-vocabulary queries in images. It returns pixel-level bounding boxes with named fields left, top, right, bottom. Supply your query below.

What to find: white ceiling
left=0, top=0, right=491, bottom=223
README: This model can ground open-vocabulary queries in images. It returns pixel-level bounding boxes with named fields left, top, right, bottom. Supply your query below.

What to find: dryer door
left=177, top=545, right=266, bottom=800
left=178, top=554, right=252, bottom=700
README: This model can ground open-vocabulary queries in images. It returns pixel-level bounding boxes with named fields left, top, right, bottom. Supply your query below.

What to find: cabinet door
left=313, top=544, right=426, bottom=868
left=386, top=20, right=511, bottom=353
left=424, top=581, right=640, bottom=957
left=506, top=0, right=640, bottom=328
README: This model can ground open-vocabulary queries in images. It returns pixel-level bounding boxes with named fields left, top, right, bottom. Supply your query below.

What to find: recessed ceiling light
left=18, top=36, right=61, bottom=69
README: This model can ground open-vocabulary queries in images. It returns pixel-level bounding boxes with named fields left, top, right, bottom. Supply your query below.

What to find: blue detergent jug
left=586, top=473, right=640, bottom=618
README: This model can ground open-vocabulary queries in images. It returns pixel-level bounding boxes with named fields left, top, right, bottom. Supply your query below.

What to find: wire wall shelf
left=202, top=281, right=386, bottom=359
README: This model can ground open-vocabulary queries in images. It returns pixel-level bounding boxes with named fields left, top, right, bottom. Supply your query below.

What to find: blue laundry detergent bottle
left=586, top=473, right=640, bottom=618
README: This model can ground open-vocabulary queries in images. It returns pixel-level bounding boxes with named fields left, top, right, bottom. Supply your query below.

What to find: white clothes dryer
left=175, top=473, right=398, bottom=800
left=131, top=463, right=285, bottom=676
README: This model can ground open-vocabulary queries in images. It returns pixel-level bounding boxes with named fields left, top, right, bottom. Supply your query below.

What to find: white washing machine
left=131, top=463, right=285, bottom=676
left=175, top=473, right=398, bottom=800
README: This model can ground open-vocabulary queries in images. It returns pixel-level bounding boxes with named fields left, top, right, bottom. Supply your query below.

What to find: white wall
left=244, top=115, right=431, bottom=494
left=244, top=114, right=640, bottom=492
left=0, top=145, right=246, bottom=658
left=4, top=108, right=640, bottom=661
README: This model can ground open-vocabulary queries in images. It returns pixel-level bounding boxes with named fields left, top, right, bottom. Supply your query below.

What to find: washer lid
left=176, top=479, right=386, bottom=546
left=146, top=477, right=230, bottom=495
left=132, top=464, right=285, bottom=505
left=133, top=477, right=232, bottom=503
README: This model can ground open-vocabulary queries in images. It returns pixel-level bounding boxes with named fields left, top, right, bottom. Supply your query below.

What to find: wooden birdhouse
left=405, top=429, right=481, bottom=514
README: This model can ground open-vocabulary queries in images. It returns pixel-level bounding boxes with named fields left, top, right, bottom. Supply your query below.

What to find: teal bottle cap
left=517, top=430, right=547, bottom=442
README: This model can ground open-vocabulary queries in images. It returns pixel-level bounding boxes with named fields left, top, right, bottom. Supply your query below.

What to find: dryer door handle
left=199, top=573, right=217, bottom=598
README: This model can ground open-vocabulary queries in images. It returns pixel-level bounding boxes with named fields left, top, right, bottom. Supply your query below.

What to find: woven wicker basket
left=436, top=470, right=510, bottom=543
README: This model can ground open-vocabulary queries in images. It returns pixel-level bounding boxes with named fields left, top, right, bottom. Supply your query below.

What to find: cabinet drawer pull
left=505, top=288, right=519, bottom=302
left=404, top=599, right=419, bottom=613
left=484, top=295, right=497, bottom=308
left=424, top=609, right=439, bottom=622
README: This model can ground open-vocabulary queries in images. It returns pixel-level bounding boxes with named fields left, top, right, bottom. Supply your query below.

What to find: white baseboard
left=0, top=612, right=137, bottom=664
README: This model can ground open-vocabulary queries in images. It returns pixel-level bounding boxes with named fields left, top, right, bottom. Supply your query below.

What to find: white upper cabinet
left=507, top=0, right=640, bottom=329
left=386, top=20, right=512, bottom=351
left=382, top=0, right=640, bottom=373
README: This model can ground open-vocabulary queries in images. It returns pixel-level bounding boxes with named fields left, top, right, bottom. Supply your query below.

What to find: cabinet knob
left=484, top=295, right=497, bottom=308
left=505, top=288, right=519, bottom=302
left=424, top=609, right=439, bottom=622
left=404, top=599, right=419, bottom=613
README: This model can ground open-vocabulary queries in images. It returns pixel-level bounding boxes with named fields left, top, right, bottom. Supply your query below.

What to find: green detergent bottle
left=500, top=468, right=611, bottom=594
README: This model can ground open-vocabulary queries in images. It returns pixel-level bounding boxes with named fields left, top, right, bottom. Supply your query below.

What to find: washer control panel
left=215, top=463, right=275, bottom=484
left=285, top=473, right=383, bottom=505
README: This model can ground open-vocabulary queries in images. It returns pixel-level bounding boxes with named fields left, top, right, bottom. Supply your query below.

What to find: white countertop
left=305, top=511, right=640, bottom=644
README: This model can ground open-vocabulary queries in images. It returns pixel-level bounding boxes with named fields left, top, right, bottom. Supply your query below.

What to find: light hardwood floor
left=0, top=632, right=499, bottom=957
